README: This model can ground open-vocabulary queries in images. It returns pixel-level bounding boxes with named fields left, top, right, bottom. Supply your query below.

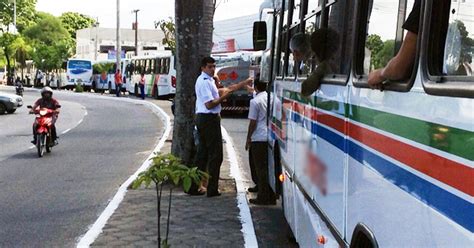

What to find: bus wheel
left=108, top=82, right=113, bottom=94
left=350, top=223, right=378, bottom=248
left=134, top=84, right=139, bottom=97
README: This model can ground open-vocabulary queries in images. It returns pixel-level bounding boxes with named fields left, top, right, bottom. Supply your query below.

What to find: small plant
left=75, top=82, right=84, bottom=92
left=132, top=153, right=207, bottom=248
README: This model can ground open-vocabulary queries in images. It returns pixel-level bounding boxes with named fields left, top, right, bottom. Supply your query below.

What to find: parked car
left=0, top=91, right=23, bottom=114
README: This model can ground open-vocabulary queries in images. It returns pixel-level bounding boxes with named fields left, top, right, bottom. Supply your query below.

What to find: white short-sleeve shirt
left=248, top=91, right=268, bottom=142
left=195, top=72, right=221, bottom=114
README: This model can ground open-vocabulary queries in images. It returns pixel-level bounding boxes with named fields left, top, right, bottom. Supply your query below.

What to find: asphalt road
left=0, top=86, right=163, bottom=247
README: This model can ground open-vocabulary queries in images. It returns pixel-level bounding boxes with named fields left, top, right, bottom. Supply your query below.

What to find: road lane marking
left=77, top=97, right=171, bottom=248
left=222, top=127, right=259, bottom=248
left=62, top=128, right=72, bottom=134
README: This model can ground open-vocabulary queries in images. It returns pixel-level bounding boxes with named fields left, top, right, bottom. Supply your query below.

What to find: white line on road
left=222, top=127, right=259, bottom=248
left=76, top=97, right=172, bottom=248
left=62, top=128, right=72, bottom=134
left=29, top=145, right=35, bottom=149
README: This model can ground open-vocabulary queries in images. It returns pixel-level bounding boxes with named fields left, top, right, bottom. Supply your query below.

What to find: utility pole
left=132, top=9, right=140, bottom=56
left=93, top=18, right=99, bottom=61
left=116, top=0, right=121, bottom=72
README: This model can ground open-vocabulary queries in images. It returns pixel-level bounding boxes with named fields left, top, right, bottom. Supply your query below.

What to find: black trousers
left=251, top=142, right=275, bottom=201
left=196, top=113, right=223, bottom=195
left=249, top=148, right=258, bottom=186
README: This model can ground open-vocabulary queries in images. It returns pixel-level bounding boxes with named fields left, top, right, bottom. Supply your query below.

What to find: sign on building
left=212, top=39, right=236, bottom=53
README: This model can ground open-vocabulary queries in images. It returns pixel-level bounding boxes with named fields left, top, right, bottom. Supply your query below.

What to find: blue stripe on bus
left=288, top=110, right=474, bottom=232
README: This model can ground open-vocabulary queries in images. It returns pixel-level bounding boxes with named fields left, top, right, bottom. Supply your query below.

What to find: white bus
left=91, top=59, right=131, bottom=94
left=254, top=0, right=473, bottom=247
left=126, top=52, right=176, bottom=98
left=66, top=59, right=93, bottom=90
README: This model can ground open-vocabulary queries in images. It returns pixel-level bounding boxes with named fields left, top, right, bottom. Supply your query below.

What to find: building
left=213, top=13, right=259, bottom=53
left=75, top=27, right=166, bottom=60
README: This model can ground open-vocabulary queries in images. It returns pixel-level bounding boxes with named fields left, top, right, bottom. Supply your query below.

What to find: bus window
left=150, top=59, right=155, bottom=74
left=292, top=0, right=302, bottom=26
left=442, top=1, right=473, bottom=76
left=363, top=0, right=399, bottom=75
left=154, top=59, right=159, bottom=74
left=163, top=58, right=170, bottom=74
left=326, top=0, right=352, bottom=76
left=421, top=0, right=473, bottom=97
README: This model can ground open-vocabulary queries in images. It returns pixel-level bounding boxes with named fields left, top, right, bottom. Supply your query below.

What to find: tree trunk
left=5, top=52, right=12, bottom=85
left=172, top=0, right=215, bottom=165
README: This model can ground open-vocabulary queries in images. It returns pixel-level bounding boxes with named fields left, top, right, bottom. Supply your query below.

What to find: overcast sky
left=36, top=0, right=264, bottom=30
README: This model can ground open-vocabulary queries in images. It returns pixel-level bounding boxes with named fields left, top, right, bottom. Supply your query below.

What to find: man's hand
left=245, top=139, right=251, bottom=151
left=368, top=69, right=385, bottom=90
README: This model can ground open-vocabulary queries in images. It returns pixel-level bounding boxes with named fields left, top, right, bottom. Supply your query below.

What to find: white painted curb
left=76, top=94, right=171, bottom=248
left=222, top=127, right=259, bottom=248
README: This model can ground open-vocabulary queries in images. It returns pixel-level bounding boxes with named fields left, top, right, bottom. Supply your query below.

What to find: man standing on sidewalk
left=195, top=56, right=252, bottom=197
left=115, top=69, right=123, bottom=97
left=245, top=77, right=276, bottom=205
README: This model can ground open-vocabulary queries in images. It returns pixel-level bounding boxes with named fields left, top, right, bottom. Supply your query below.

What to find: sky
left=36, top=0, right=264, bottom=30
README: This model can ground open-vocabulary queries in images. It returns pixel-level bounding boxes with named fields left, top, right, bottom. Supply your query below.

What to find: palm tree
left=172, top=0, right=215, bottom=165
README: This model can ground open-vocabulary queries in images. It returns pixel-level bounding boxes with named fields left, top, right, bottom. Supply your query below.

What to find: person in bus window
left=139, top=72, right=146, bottom=100
left=368, top=0, right=420, bottom=89
left=289, top=32, right=312, bottom=75
left=300, top=27, right=340, bottom=96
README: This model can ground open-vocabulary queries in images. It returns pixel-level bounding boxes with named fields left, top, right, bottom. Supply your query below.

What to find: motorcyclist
left=15, top=77, right=23, bottom=95
left=30, top=87, right=61, bottom=145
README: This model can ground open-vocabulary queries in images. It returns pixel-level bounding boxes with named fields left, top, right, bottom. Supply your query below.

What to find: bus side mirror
left=253, top=21, right=267, bottom=51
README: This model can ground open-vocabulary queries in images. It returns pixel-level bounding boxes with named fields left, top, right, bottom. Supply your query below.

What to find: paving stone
left=92, top=114, right=245, bottom=247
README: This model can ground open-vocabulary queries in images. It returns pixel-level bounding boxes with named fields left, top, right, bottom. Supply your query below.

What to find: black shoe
left=31, top=140, right=36, bottom=145
left=248, top=186, right=258, bottom=193
left=188, top=191, right=205, bottom=196
left=207, top=191, right=221, bottom=197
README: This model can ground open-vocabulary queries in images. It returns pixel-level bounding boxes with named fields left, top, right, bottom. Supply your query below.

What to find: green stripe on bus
left=284, top=90, right=474, bottom=161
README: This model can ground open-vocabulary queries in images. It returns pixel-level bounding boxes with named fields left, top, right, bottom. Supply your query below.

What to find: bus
left=254, top=0, right=473, bottom=247
left=91, top=59, right=131, bottom=93
left=126, top=52, right=176, bottom=98
left=66, top=59, right=93, bottom=90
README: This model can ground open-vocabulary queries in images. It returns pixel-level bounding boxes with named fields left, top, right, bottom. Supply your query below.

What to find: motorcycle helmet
left=41, top=86, right=53, bottom=99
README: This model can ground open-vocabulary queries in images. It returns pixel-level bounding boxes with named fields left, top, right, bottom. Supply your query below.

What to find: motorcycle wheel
left=46, top=134, right=52, bottom=153
left=37, top=134, right=45, bottom=157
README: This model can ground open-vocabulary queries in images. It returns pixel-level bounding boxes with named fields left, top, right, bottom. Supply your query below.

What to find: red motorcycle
left=28, top=105, right=57, bottom=157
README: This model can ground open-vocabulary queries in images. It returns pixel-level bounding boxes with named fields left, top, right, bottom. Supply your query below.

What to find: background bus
left=66, top=59, right=93, bottom=90
left=126, top=52, right=176, bottom=99
left=91, top=59, right=130, bottom=94
left=255, top=0, right=473, bottom=247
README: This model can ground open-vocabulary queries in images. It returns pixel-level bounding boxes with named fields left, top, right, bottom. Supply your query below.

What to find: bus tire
left=350, top=223, right=378, bottom=248
left=108, top=82, right=113, bottom=94
left=134, top=84, right=139, bottom=97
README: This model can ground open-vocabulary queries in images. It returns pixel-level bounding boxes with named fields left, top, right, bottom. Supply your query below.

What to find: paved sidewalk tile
left=92, top=100, right=245, bottom=247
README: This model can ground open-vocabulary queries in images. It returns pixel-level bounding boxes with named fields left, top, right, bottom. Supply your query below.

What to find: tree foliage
left=155, top=17, right=176, bottom=54
left=366, top=34, right=384, bottom=70
left=59, top=12, right=96, bottom=39
left=0, top=0, right=37, bottom=33
left=23, top=12, right=73, bottom=71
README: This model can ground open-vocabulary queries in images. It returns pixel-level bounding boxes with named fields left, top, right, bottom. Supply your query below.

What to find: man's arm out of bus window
left=368, top=31, right=417, bottom=89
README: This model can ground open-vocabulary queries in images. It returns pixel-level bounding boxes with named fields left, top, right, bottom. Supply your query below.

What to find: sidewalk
left=91, top=100, right=246, bottom=247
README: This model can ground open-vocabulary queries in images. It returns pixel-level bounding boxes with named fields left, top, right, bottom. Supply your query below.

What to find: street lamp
left=132, top=9, right=140, bottom=56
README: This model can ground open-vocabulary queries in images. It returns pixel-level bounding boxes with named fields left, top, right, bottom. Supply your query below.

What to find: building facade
left=76, top=27, right=166, bottom=60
